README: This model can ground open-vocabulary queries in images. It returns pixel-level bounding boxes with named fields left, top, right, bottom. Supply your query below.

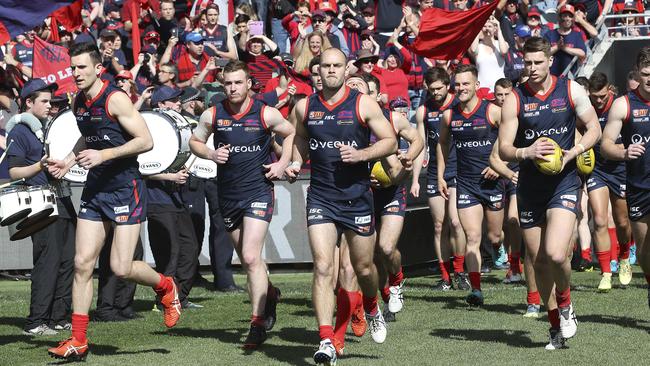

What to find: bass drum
left=138, top=110, right=192, bottom=175
left=187, top=135, right=217, bottom=179
left=45, top=110, right=88, bottom=183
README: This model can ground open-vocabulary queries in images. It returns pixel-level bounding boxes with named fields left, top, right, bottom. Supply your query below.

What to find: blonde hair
left=236, top=3, right=258, bottom=21
left=294, top=31, right=332, bottom=74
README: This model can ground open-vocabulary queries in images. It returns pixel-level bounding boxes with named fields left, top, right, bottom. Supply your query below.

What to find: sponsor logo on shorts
left=561, top=200, right=576, bottom=209
left=133, top=207, right=142, bottom=217
left=251, top=202, right=268, bottom=209
left=252, top=210, right=266, bottom=217
left=493, top=202, right=502, bottom=209
left=354, top=215, right=371, bottom=225
left=223, top=217, right=232, bottom=223
left=458, top=200, right=470, bottom=204
left=385, top=200, right=399, bottom=207
left=308, top=214, right=323, bottom=220
left=386, top=206, right=400, bottom=213
left=114, top=205, right=130, bottom=214
left=80, top=208, right=87, bottom=213
left=309, top=111, right=325, bottom=119
left=490, top=195, right=503, bottom=202
left=560, top=194, right=577, bottom=201
left=459, top=194, right=469, bottom=199
left=309, top=208, right=323, bottom=214
left=115, top=215, right=129, bottom=223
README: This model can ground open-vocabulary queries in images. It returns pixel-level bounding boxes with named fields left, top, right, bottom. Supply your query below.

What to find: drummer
left=145, top=86, right=203, bottom=309
left=7, top=79, right=76, bottom=335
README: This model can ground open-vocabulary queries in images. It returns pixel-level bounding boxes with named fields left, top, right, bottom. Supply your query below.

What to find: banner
left=50, top=0, right=83, bottom=32
left=32, top=37, right=77, bottom=95
left=0, top=0, right=76, bottom=38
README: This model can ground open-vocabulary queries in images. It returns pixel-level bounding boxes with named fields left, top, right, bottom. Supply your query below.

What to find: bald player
left=287, top=48, right=397, bottom=365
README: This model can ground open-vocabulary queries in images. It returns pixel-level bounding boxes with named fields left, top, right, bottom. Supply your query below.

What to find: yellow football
left=371, top=161, right=392, bottom=188
left=533, top=137, right=563, bottom=175
left=576, top=148, right=595, bottom=175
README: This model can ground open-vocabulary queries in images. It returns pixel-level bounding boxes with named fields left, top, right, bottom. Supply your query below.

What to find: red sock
left=645, top=274, right=650, bottom=285
left=555, top=287, right=571, bottom=308
left=362, top=295, right=378, bottom=316
left=380, top=287, right=390, bottom=303
left=319, top=325, right=334, bottom=341
left=71, top=313, right=89, bottom=343
left=581, top=248, right=592, bottom=262
left=453, top=255, right=465, bottom=273
left=251, top=315, right=265, bottom=327
left=334, top=289, right=353, bottom=342
left=527, top=291, right=540, bottom=305
left=388, top=268, right=404, bottom=287
left=509, top=252, right=522, bottom=274
left=439, top=261, right=451, bottom=282
left=608, top=228, right=619, bottom=261
left=619, top=240, right=632, bottom=260
left=596, top=250, right=611, bottom=274
left=548, top=309, right=560, bottom=329
left=469, top=272, right=481, bottom=290
left=153, top=273, right=172, bottom=295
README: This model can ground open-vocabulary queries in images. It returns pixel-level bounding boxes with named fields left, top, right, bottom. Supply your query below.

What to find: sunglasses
left=116, top=79, right=128, bottom=83
left=190, top=40, right=204, bottom=45
left=313, top=18, right=326, bottom=23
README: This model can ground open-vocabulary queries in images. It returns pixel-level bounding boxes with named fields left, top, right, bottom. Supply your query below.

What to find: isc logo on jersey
left=309, top=138, right=359, bottom=150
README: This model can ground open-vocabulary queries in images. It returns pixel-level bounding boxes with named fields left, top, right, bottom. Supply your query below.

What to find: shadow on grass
left=46, top=346, right=170, bottom=364
left=579, top=314, right=650, bottom=333
left=414, top=295, right=526, bottom=314
left=430, top=328, right=546, bottom=348
left=0, top=316, right=25, bottom=330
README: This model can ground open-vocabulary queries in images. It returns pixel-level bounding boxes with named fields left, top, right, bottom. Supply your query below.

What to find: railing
left=561, top=12, right=650, bottom=78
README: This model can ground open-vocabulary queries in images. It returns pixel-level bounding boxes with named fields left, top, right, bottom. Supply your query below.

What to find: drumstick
left=44, top=139, right=50, bottom=157
left=0, top=178, right=25, bottom=189
left=0, top=139, right=14, bottom=165
left=184, top=155, right=198, bottom=171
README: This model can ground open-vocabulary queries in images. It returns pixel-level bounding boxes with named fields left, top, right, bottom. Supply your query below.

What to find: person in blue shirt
left=543, top=4, right=587, bottom=76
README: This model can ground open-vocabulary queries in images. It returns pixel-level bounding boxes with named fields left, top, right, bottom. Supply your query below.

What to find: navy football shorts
left=306, top=190, right=375, bottom=236
left=586, top=168, right=626, bottom=198
left=373, top=185, right=407, bottom=217
left=219, top=190, right=274, bottom=232
left=79, top=179, right=147, bottom=225
left=456, top=177, right=505, bottom=211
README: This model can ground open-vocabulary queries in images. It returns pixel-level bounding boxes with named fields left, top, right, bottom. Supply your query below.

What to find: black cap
left=181, top=87, right=202, bottom=103
left=100, top=28, right=118, bottom=39
left=151, top=86, right=182, bottom=105
left=20, top=79, right=58, bottom=99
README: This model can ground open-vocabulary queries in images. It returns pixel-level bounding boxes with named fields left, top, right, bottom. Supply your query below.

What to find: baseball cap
left=558, top=4, right=575, bottom=15
left=279, top=53, right=294, bottom=66
left=151, top=86, right=182, bottom=105
left=100, top=29, right=118, bottom=39
left=527, top=6, right=541, bottom=17
left=115, top=70, right=133, bottom=80
left=319, top=2, right=337, bottom=14
left=20, top=79, right=58, bottom=99
left=361, top=7, right=374, bottom=15
left=389, top=97, right=408, bottom=110
left=144, top=30, right=160, bottom=42
left=312, top=10, right=327, bottom=19
left=514, top=24, right=532, bottom=38
left=185, top=32, right=204, bottom=43
left=104, top=3, right=120, bottom=13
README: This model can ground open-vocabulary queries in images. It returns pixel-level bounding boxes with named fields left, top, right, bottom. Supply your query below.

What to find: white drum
left=0, top=187, right=32, bottom=226
left=17, top=186, right=57, bottom=230
left=9, top=210, right=58, bottom=241
left=138, top=110, right=192, bottom=175
left=45, top=110, right=88, bottom=183
left=187, top=135, right=217, bottom=179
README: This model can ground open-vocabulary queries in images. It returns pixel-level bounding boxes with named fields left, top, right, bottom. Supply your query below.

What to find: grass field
left=1, top=267, right=649, bottom=365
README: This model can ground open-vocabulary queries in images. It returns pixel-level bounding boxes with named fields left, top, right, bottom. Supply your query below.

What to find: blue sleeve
left=6, top=126, right=29, bottom=160
left=255, top=91, right=279, bottom=106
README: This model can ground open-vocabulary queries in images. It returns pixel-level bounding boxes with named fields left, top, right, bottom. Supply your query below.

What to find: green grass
left=1, top=268, right=649, bottom=365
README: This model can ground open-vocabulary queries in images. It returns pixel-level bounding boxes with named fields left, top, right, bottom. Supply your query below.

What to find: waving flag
left=0, top=0, right=77, bottom=38
left=32, top=37, right=77, bottom=95
left=407, top=0, right=500, bottom=60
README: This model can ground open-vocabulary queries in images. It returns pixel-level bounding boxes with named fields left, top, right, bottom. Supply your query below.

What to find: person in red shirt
left=264, top=54, right=313, bottom=117
left=161, top=32, right=217, bottom=86
left=120, top=0, right=161, bottom=33
left=282, top=2, right=312, bottom=52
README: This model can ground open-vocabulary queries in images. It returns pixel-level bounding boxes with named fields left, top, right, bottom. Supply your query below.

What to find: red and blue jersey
left=424, top=95, right=458, bottom=179
left=303, top=87, right=371, bottom=200
left=73, top=81, right=140, bottom=191
left=594, top=94, right=625, bottom=175
left=513, top=76, right=578, bottom=190
left=212, top=98, right=273, bottom=200
left=449, top=98, right=498, bottom=182
left=621, top=89, right=650, bottom=190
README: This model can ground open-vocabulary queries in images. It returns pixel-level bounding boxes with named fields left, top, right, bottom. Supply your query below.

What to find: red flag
left=131, top=1, right=141, bottom=65
left=50, top=0, right=83, bottom=32
left=0, top=22, right=9, bottom=44
left=50, top=17, right=60, bottom=43
left=32, top=37, right=77, bottom=95
left=408, top=1, right=500, bottom=60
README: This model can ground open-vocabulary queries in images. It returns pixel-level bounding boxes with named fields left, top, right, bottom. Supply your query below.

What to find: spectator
left=360, top=30, right=381, bottom=54
left=157, top=62, right=179, bottom=88
left=353, top=49, right=389, bottom=104
left=338, top=2, right=369, bottom=54
left=281, top=2, right=312, bottom=51
left=162, top=32, right=218, bottom=86
left=570, top=0, right=601, bottom=24
left=361, top=7, right=376, bottom=33
left=234, top=14, right=253, bottom=52
left=299, top=8, right=349, bottom=56
left=120, top=0, right=161, bottom=33
left=143, top=30, right=162, bottom=53
left=574, top=4, right=599, bottom=39
left=526, top=6, right=552, bottom=38
left=270, top=0, right=296, bottom=53
left=131, top=46, right=159, bottom=93
left=235, top=3, right=259, bottom=22
left=612, top=4, right=649, bottom=37
left=201, top=4, right=237, bottom=59
left=238, top=35, right=280, bottom=87
left=264, top=54, right=313, bottom=116
left=99, top=29, right=125, bottom=75
left=114, top=70, right=139, bottom=103
left=100, top=3, right=126, bottom=35
left=7, top=30, right=35, bottom=78
left=469, top=16, right=509, bottom=94
left=503, top=24, right=529, bottom=84
left=379, top=29, right=412, bottom=108
left=500, top=0, right=526, bottom=49
left=294, top=31, right=332, bottom=75
left=544, top=4, right=587, bottom=76
left=452, top=0, right=470, bottom=11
